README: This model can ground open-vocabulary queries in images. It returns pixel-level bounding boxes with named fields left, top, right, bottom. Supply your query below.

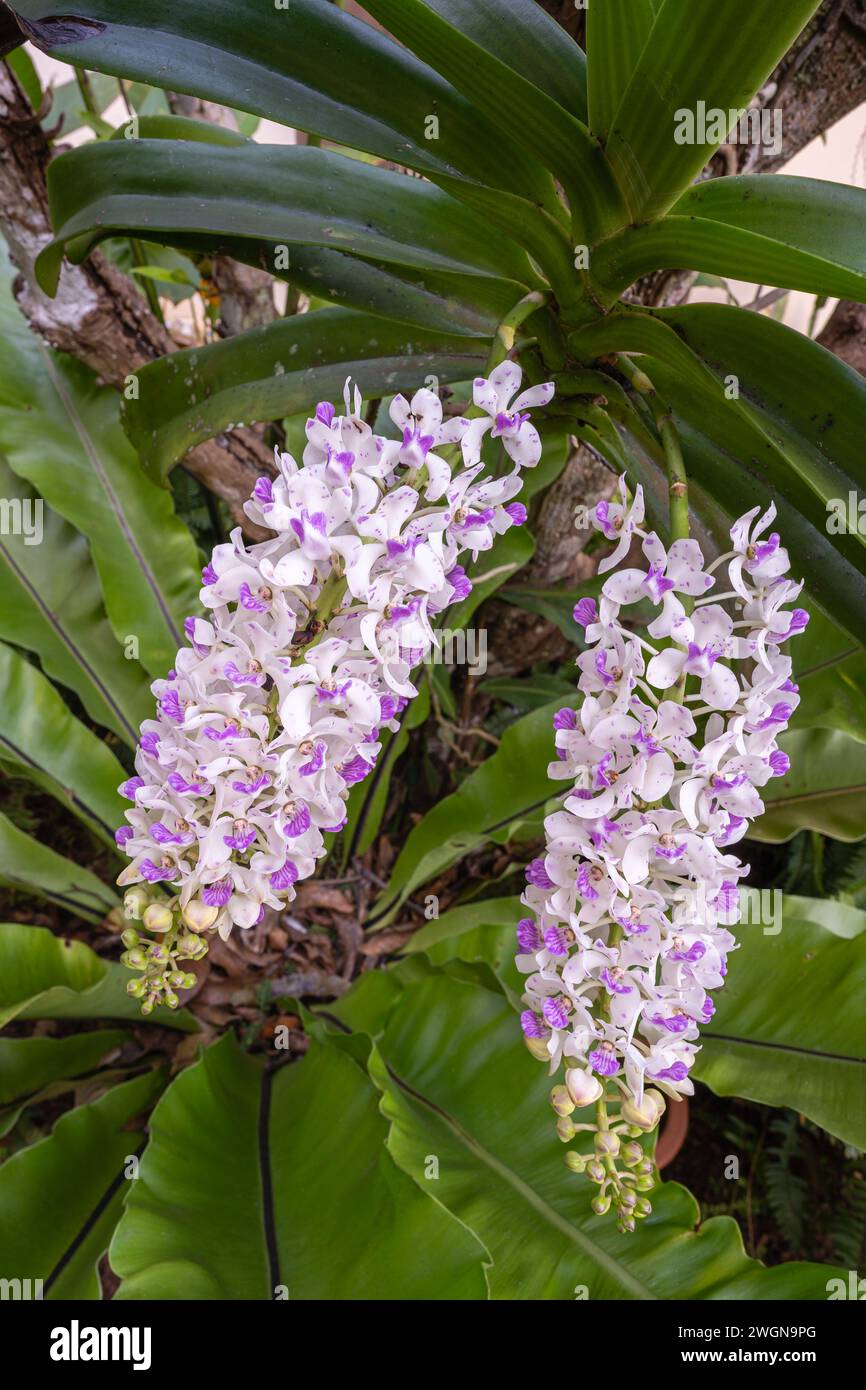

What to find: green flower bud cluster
left=554, top=1082, right=665, bottom=1232
left=121, top=889, right=212, bottom=1014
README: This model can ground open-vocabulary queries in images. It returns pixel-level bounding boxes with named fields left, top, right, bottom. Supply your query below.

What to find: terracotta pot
left=656, top=1095, right=690, bottom=1169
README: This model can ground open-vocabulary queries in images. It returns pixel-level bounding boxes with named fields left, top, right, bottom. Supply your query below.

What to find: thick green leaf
left=0, top=817, right=117, bottom=926
left=697, top=900, right=866, bottom=1148
left=603, top=0, right=822, bottom=219
left=0, top=641, right=127, bottom=847
left=755, top=729, right=866, bottom=843
left=0, top=1070, right=163, bottom=1299
left=793, top=608, right=866, bottom=742
left=0, top=459, right=151, bottom=745
left=0, top=1030, right=128, bottom=1131
left=0, top=269, right=200, bottom=674
left=0, top=921, right=195, bottom=1029
left=418, top=0, right=587, bottom=119
left=586, top=0, right=656, bottom=140
left=370, top=973, right=837, bottom=1297
left=122, top=308, right=489, bottom=482
left=362, top=0, right=624, bottom=237
left=479, top=674, right=576, bottom=712
left=593, top=177, right=866, bottom=304
left=13, top=0, right=553, bottom=207
left=111, top=1031, right=486, bottom=1299
left=569, top=305, right=866, bottom=639
left=368, top=699, right=563, bottom=927
left=38, top=141, right=536, bottom=297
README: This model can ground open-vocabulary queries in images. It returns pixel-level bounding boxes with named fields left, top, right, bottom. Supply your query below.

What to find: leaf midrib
left=384, top=1061, right=658, bottom=1300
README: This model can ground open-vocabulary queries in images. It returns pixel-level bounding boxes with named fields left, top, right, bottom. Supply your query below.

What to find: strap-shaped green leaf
left=592, top=177, right=866, bottom=304
left=0, top=815, right=117, bottom=926
left=417, top=0, right=588, bottom=119
left=0, top=641, right=127, bottom=847
left=37, top=141, right=536, bottom=297
left=121, top=308, right=489, bottom=483
left=697, top=899, right=866, bottom=1148
left=0, top=921, right=196, bottom=1028
left=0, top=459, right=151, bottom=746
left=568, top=305, right=866, bottom=639
left=586, top=0, right=657, bottom=140
left=603, top=0, right=822, bottom=219
left=0, top=1029, right=128, bottom=1135
left=11, top=0, right=554, bottom=208
left=0, top=1069, right=164, bottom=1299
left=110, top=1031, right=487, bottom=1299
left=361, top=0, right=625, bottom=238
left=370, top=973, right=840, bottom=1298
left=755, top=729, right=866, bottom=842
left=0, top=266, right=200, bottom=675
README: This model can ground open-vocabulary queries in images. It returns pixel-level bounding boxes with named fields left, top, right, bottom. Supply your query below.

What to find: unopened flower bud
left=591, top=1194, right=611, bottom=1215
left=565, top=1067, right=603, bottom=1107
left=619, top=1188, right=637, bottom=1210
left=121, top=928, right=140, bottom=949
left=123, top=887, right=150, bottom=920
left=556, top=1116, right=576, bottom=1143
left=163, top=990, right=179, bottom=1010
left=586, top=1159, right=606, bottom=1183
left=636, top=1174, right=655, bottom=1191
left=636, top=1197, right=652, bottom=1217
left=594, top=1131, right=620, bottom=1157
left=621, top=1141, right=644, bottom=1167
left=126, top=977, right=147, bottom=998
left=143, top=902, right=174, bottom=933
left=122, top=948, right=147, bottom=970
left=621, top=1092, right=664, bottom=1131
left=550, top=1085, right=575, bottom=1117
left=181, top=899, right=220, bottom=933
left=524, top=1035, right=550, bottom=1063
left=564, top=1152, right=587, bottom=1174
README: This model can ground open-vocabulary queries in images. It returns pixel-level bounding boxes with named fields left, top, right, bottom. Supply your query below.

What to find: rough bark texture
left=0, top=62, right=274, bottom=525
left=165, top=91, right=278, bottom=338
left=818, top=300, right=866, bottom=377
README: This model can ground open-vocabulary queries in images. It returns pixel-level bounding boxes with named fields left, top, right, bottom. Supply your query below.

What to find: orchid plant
left=518, top=480, right=806, bottom=1231
left=2, top=0, right=866, bottom=1301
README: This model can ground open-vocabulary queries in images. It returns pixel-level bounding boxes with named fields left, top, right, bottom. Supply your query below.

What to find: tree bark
left=0, top=61, right=274, bottom=526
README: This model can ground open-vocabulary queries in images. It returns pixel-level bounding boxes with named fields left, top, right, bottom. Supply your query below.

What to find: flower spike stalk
left=517, top=476, right=808, bottom=1232
left=116, top=364, right=553, bottom=1013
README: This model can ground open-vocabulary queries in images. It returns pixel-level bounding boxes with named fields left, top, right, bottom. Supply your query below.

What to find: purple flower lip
left=553, top=706, right=577, bottom=732
left=651, top=1061, right=689, bottom=1082
left=315, top=401, right=335, bottom=427
left=769, top=749, right=790, bottom=776
left=526, top=857, right=554, bottom=889
left=139, top=732, right=160, bottom=756
left=201, top=562, right=218, bottom=585
left=160, top=690, right=184, bottom=722
left=573, top=596, right=598, bottom=629
left=151, top=821, right=192, bottom=846
left=520, top=1009, right=546, bottom=1039
left=516, top=917, right=541, bottom=952
left=446, top=566, right=472, bottom=602
left=299, top=741, right=325, bottom=776
left=589, top=1042, right=619, bottom=1076
left=544, top=927, right=569, bottom=958
left=270, top=860, right=299, bottom=892
left=224, top=660, right=264, bottom=687
left=239, top=582, right=271, bottom=612
left=120, top=776, right=145, bottom=801
left=494, top=409, right=529, bottom=435
left=668, top=940, right=706, bottom=963
left=202, top=877, right=233, bottom=908
left=168, top=771, right=209, bottom=795
left=644, top=563, right=675, bottom=603
left=315, top=680, right=350, bottom=704
left=231, top=772, right=270, bottom=795
left=204, top=723, right=241, bottom=742
left=115, top=826, right=133, bottom=848
left=387, top=535, right=422, bottom=559
left=340, top=754, right=372, bottom=785
left=756, top=702, right=792, bottom=730
left=601, top=968, right=632, bottom=995
left=504, top=501, right=527, bottom=526
left=647, top=1011, right=689, bottom=1034
left=223, top=826, right=256, bottom=852
left=140, top=857, right=177, bottom=884
left=253, top=477, right=274, bottom=506
left=281, top=802, right=311, bottom=838
left=543, top=997, right=570, bottom=1030
left=576, top=864, right=600, bottom=900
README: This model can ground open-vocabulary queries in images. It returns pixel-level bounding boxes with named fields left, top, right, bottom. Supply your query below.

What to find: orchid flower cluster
left=517, top=480, right=807, bottom=1232
left=117, top=363, right=553, bottom=1012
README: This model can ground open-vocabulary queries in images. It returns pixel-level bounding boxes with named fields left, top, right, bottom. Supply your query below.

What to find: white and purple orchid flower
left=117, top=368, right=552, bottom=1012
left=516, top=482, right=807, bottom=1231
